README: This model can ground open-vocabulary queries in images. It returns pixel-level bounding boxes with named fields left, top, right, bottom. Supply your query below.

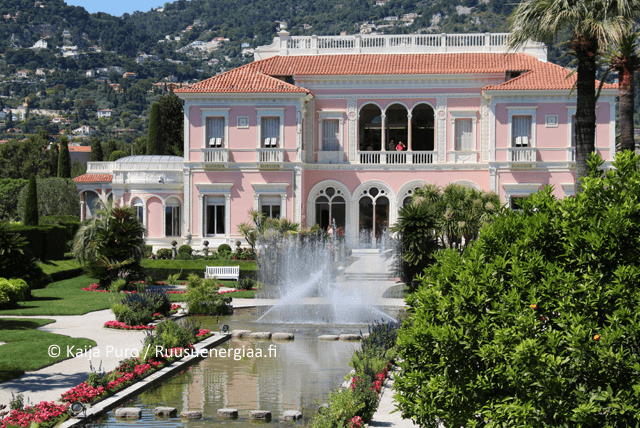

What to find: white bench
left=205, top=266, right=240, bottom=281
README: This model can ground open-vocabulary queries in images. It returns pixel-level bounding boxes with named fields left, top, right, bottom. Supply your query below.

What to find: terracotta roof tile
left=483, top=61, right=616, bottom=91
left=175, top=67, right=311, bottom=94
left=176, top=52, right=618, bottom=94
left=68, top=146, right=91, bottom=152
left=73, top=174, right=112, bottom=183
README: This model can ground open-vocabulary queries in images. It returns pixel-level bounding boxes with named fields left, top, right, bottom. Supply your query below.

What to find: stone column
left=224, top=194, right=231, bottom=244
left=280, top=193, right=287, bottom=219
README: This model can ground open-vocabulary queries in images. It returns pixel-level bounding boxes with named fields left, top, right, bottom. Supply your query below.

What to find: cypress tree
left=23, top=174, right=38, bottom=226
left=147, top=102, right=163, bottom=155
left=58, top=137, right=71, bottom=178
left=90, top=138, right=104, bottom=161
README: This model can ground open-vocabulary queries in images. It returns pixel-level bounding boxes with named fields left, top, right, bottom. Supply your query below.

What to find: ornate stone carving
left=347, top=97, right=357, bottom=162
left=305, top=99, right=315, bottom=163
left=481, top=97, right=490, bottom=162
left=295, top=167, right=302, bottom=223
left=435, top=95, right=447, bottom=163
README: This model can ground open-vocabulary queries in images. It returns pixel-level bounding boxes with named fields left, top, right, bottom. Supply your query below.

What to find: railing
left=359, top=152, right=381, bottom=164
left=254, top=32, right=547, bottom=62
left=358, top=151, right=437, bottom=164
left=508, top=147, right=537, bottom=162
left=87, top=162, right=113, bottom=173
left=411, top=151, right=438, bottom=164
left=257, top=148, right=284, bottom=164
left=201, top=148, right=228, bottom=164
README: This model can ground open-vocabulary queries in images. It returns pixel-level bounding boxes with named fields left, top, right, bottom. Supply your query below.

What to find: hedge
left=10, top=225, right=67, bottom=261
left=140, top=259, right=257, bottom=281
left=41, top=215, right=81, bottom=244
left=37, top=259, right=84, bottom=282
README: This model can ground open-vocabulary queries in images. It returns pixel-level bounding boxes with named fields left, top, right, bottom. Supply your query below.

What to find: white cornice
left=195, top=183, right=234, bottom=193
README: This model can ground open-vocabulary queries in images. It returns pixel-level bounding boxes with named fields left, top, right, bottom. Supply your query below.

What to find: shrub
left=0, top=278, right=29, bottom=308
left=178, top=244, right=192, bottom=256
left=311, top=389, right=363, bottom=428
left=10, top=224, right=67, bottom=261
left=135, top=281, right=147, bottom=293
left=238, top=277, right=257, bottom=290
left=166, top=272, right=181, bottom=285
left=111, top=289, right=170, bottom=326
left=109, top=278, right=126, bottom=293
left=176, top=252, right=193, bottom=260
left=143, top=245, right=153, bottom=258
left=217, top=243, right=231, bottom=254
left=395, top=152, right=640, bottom=428
left=186, top=276, right=230, bottom=315
left=140, top=259, right=257, bottom=281
left=143, top=319, right=200, bottom=352
left=156, top=249, right=172, bottom=259
left=0, top=221, right=47, bottom=288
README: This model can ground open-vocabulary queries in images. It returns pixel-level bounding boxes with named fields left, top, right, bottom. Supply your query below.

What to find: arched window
left=165, top=198, right=181, bottom=237
left=83, top=191, right=100, bottom=220
left=358, top=187, right=389, bottom=244
left=315, top=187, right=346, bottom=234
left=359, top=104, right=382, bottom=151
left=385, top=104, right=408, bottom=151
left=411, top=104, right=435, bottom=151
left=131, top=198, right=144, bottom=225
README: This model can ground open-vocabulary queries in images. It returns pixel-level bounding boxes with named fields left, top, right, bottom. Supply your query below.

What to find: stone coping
left=58, top=333, right=231, bottom=428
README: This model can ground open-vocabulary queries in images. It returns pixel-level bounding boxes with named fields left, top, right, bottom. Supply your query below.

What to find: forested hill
left=1, top=0, right=518, bottom=58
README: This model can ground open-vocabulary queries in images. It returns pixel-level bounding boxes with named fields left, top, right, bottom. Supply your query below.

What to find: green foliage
left=156, top=248, right=172, bottom=259
left=57, top=137, right=71, bottom=179
left=185, top=274, right=230, bottom=315
left=395, top=152, right=640, bottom=427
left=217, top=243, right=232, bottom=254
left=0, top=135, right=56, bottom=180
left=143, top=319, right=200, bottom=352
left=178, top=244, right=192, bottom=255
left=109, top=278, right=126, bottom=293
left=90, top=138, right=104, bottom=162
left=157, top=94, right=184, bottom=157
left=311, top=389, right=364, bottom=428
left=141, top=259, right=257, bottom=281
left=71, top=160, right=86, bottom=179
left=22, top=174, right=38, bottom=226
left=238, top=277, right=257, bottom=290
left=17, top=178, right=80, bottom=218
left=108, top=150, right=127, bottom=161
left=11, top=224, right=71, bottom=261
left=147, top=102, right=162, bottom=155
left=0, top=221, right=46, bottom=287
left=0, top=278, right=29, bottom=308
left=111, top=289, right=169, bottom=326
left=0, top=178, right=28, bottom=221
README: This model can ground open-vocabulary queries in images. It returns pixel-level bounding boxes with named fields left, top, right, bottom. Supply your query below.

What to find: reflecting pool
left=86, top=308, right=388, bottom=427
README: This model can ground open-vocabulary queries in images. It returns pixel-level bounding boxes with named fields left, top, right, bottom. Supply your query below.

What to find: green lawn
left=0, top=276, right=254, bottom=317
left=0, top=318, right=96, bottom=383
left=37, top=259, right=83, bottom=275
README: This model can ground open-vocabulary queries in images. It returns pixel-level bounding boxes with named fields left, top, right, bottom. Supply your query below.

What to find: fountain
left=255, top=229, right=398, bottom=324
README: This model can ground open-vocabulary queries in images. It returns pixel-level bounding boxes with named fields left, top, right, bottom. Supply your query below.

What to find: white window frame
left=318, top=111, right=345, bottom=152
left=131, top=197, right=145, bottom=227
left=502, top=183, right=542, bottom=210
left=507, top=106, right=538, bottom=148
left=260, top=195, right=282, bottom=219
left=449, top=110, right=477, bottom=151
left=201, top=108, right=230, bottom=149
left=163, top=197, right=182, bottom=238
left=256, top=108, right=285, bottom=148
left=203, top=195, right=226, bottom=237
left=196, top=183, right=233, bottom=242
left=252, top=183, right=289, bottom=219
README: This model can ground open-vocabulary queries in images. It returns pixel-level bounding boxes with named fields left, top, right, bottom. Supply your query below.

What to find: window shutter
left=512, top=116, right=532, bottom=147
left=322, top=120, right=340, bottom=151
left=206, top=117, right=224, bottom=147
left=262, top=117, right=280, bottom=147
left=455, top=119, right=472, bottom=151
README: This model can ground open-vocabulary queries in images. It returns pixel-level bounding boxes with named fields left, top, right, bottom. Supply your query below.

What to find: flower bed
left=82, top=282, right=237, bottom=295
left=1, top=401, right=68, bottom=428
left=105, top=304, right=184, bottom=330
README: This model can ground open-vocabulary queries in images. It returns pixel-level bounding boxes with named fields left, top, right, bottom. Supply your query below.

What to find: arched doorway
left=359, top=104, right=382, bottom=151
left=411, top=104, right=435, bottom=151
left=385, top=104, right=408, bottom=151
left=81, top=191, right=100, bottom=220
left=315, top=187, right=346, bottom=236
left=358, top=186, right=390, bottom=245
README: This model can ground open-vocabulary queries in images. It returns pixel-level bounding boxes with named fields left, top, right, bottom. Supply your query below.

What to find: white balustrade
left=201, top=148, right=228, bottom=163
left=411, top=151, right=437, bottom=164
left=86, top=162, right=113, bottom=173
left=256, top=32, right=546, bottom=61
left=359, top=152, right=381, bottom=164
left=385, top=152, right=407, bottom=164
left=508, top=148, right=537, bottom=162
left=257, top=148, right=284, bottom=164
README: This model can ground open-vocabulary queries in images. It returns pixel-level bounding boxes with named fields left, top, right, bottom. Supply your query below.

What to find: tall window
left=260, top=196, right=281, bottom=218
left=165, top=199, right=181, bottom=237
left=322, top=120, right=340, bottom=151
left=455, top=119, right=473, bottom=150
left=261, top=117, right=280, bottom=148
left=205, top=196, right=225, bottom=236
left=131, top=198, right=144, bottom=225
left=571, top=115, right=576, bottom=148
left=206, top=117, right=224, bottom=147
left=512, top=116, right=532, bottom=147
left=315, top=187, right=346, bottom=232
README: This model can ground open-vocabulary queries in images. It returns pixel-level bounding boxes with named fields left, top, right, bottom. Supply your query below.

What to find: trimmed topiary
left=22, top=174, right=38, bottom=226
left=217, top=244, right=232, bottom=254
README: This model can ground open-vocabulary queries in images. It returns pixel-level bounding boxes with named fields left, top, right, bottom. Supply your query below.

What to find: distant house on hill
left=32, top=39, right=47, bottom=49
left=72, top=125, right=94, bottom=136
left=123, top=72, right=136, bottom=79
left=16, top=70, right=29, bottom=78
left=97, top=109, right=114, bottom=118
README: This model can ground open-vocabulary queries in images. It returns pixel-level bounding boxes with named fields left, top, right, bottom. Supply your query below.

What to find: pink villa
left=74, top=32, right=617, bottom=249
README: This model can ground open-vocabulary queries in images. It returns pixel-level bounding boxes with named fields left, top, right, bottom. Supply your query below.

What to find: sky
left=65, top=0, right=166, bottom=17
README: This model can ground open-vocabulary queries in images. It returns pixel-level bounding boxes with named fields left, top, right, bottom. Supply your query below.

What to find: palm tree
left=509, top=0, right=640, bottom=190
left=609, top=28, right=640, bottom=152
